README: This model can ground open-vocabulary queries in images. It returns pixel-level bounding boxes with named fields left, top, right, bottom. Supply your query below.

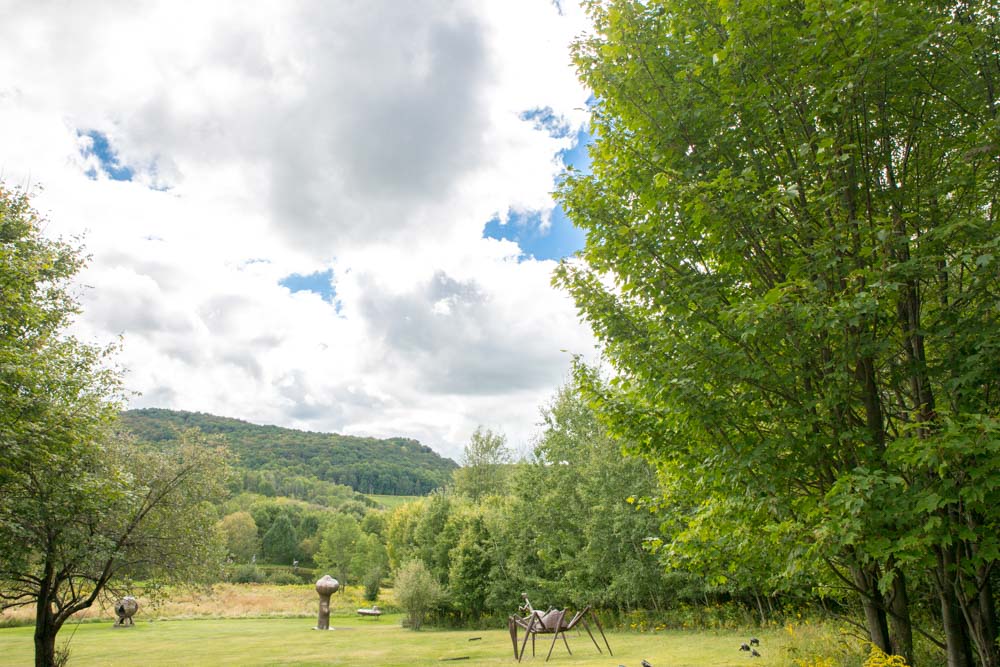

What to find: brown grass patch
left=0, top=584, right=392, bottom=626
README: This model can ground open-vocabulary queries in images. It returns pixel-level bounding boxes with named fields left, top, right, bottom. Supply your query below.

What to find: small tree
left=394, top=560, right=442, bottom=630
left=0, top=188, right=229, bottom=667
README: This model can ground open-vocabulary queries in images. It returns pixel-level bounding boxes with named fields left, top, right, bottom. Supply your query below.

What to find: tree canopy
left=555, top=1, right=1000, bottom=664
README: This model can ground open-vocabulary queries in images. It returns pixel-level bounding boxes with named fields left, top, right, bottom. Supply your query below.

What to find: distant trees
left=0, top=188, right=228, bottom=667
left=452, top=426, right=512, bottom=501
left=315, top=513, right=362, bottom=585
left=216, top=512, right=259, bottom=563
left=121, top=409, right=457, bottom=496
left=383, top=386, right=674, bottom=621
left=262, top=515, right=299, bottom=565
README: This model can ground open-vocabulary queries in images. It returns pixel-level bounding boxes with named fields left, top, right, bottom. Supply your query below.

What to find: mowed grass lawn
left=0, top=614, right=806, bottom=666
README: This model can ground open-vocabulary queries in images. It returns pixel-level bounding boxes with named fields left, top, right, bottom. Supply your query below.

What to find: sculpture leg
left=590, top=610, right=613, bottom=656
left=518, top=616, right=536, bottom=662
left=508, top=617, right=519, bottom=659
left=545, top=611, right=567, bottom=662
left=580, top=618, right=602, bottom=653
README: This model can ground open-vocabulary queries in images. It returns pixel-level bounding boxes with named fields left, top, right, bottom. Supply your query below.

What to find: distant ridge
left=120, top=408, right=457, bottom=496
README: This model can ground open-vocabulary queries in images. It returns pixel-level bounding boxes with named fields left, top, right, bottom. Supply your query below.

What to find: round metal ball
left=316, top=575, right=340, bottom=596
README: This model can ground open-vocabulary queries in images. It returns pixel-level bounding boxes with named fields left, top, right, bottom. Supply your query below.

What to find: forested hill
left=120, top=409, right=458, bottom=495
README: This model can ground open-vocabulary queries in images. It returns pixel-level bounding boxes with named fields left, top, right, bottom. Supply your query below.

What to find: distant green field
left=0, top=616, right=815, bottom=666
left=366, top=494, right=422, bottom=509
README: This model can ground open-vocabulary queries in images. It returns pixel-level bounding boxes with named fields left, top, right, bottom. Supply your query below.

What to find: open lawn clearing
left=0, top=616, right=821, bottom=666
left=366, top=494, right=422, bottom=509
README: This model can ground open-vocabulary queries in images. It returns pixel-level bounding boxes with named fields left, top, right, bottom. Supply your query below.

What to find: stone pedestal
left=315, top=575, right=340, bottom=630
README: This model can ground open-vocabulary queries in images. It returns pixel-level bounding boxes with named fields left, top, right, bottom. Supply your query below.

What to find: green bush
left=394, top=560, right=442, bottom=630
left=363, top=567, right=383, bottom=602
left=232, top=565, right=265, bottom=584
left=268, top=570, right=302, bottom=585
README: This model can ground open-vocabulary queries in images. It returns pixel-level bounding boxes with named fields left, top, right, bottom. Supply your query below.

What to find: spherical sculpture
left=114, top=596, right=139, bottom=627
left=315, top=575, right=340, bottom=630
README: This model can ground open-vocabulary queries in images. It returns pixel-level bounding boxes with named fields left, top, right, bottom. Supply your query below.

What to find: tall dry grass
left=0, top=584, right=393, bottom=627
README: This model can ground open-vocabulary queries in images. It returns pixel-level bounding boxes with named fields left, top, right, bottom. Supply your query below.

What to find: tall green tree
left=262, top=515, right=299, bottom=565
left=556, top=2, right=999, bottom=664
left=0, top=187, right=229, bottom=667
left=505, top=385, right=667, bottom=612
left=453, top=427, right=512, bottom=501
left=315, top=513, right=362, bottom=585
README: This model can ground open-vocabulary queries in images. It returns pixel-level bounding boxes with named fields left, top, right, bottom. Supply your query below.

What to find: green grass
left=0, top=614, right=849, bottom=666
left=366, top=494, right=422, bottom=509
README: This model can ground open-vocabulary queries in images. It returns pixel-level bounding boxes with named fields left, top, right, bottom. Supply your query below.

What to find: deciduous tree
left=0, top=188, right=228, bottom=667
left=556, top=2, right=1000, bottom=664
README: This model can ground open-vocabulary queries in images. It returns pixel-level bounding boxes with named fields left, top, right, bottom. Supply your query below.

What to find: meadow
left=0, top=585, right=870, bottom=666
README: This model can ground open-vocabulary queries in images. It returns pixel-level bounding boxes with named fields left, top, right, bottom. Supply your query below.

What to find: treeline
left=121, top=409, right=457, bottom=496
left=305, top=387, right=825, bottom=627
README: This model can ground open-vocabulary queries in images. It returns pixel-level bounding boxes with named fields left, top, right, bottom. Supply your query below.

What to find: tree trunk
left=852, top=564, right=892, bottom=652
left=961, top=559, right=999, bottom=667
left=976, top=573, right=999, bottom=667
left=936, top=545, right=976, bottom=667
left=888, top=569, right=915, bottom=666
left=753, top=590, right=767, bottom=625
left=33, top=621, right=59, bottom=667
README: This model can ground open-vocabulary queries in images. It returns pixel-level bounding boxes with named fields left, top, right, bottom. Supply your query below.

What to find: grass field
left=0, top=584, right=872, bottom=665
left=366, top=494, right=422, bottom=509
left=0, top=614, right=852, bottom=666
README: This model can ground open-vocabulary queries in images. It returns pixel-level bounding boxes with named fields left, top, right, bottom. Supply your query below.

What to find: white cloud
left=0, top=0, right=597, bottom=461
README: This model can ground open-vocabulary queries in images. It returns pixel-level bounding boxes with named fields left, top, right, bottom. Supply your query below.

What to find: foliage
left=231, top=565, right=266, bottom=584
left=362, top=566, right=383, bottom=602
left=216, top=511, right=259, bottom=563
left=261, top=515, right=299, bottom=565
left=446, top=516, right=494, bottom=620
left=394, top=560, right=442, bottom=630
left=121, top=408, right=457, bottom=495
left=452, top=426, right=512, bottom=501
left=315, top=513, right=363, bottom=585
left=497, top=385, right=672, bottom=612
left=266, top=570, right=302, bottom=586
left=0, top=188, right=229, bottom=667
left=864, top=644, right=911, bottom=667
left=556, top=0, right=1000, bottom=662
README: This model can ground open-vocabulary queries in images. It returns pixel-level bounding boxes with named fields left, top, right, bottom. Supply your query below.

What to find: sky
left=0, top=0, right=599, bottom=461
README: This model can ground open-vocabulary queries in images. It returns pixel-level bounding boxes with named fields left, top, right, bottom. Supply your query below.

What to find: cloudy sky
left=0, top=0, right=598, bottom=461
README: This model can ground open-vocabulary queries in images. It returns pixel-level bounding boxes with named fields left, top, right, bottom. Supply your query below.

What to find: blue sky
left=79, top=130, right=134, bottom=181
left=280, top=269, right=339, bottom=306
left=482, top=124, right=591, bottom=261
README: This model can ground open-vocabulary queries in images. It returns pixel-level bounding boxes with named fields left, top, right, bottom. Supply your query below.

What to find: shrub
left=232, top=565, right=265, bottom=584
left=394, top=560, right=442, bottom=630
left=863, top=645, right=910, bottom=667
left=268, top=570, right=302, bottom=585
left=363, top=567, right=383, bottom=602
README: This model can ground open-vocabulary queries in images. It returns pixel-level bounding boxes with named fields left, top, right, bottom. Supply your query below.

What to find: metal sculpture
left=315, top=575, right=340, bottom=630
left=114, top=596, right=139, bottom=627
left=507, top=594, right=612, bottom=662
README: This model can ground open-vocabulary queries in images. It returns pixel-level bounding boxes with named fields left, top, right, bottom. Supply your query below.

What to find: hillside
left=120, top=409, right=457, bottom=496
